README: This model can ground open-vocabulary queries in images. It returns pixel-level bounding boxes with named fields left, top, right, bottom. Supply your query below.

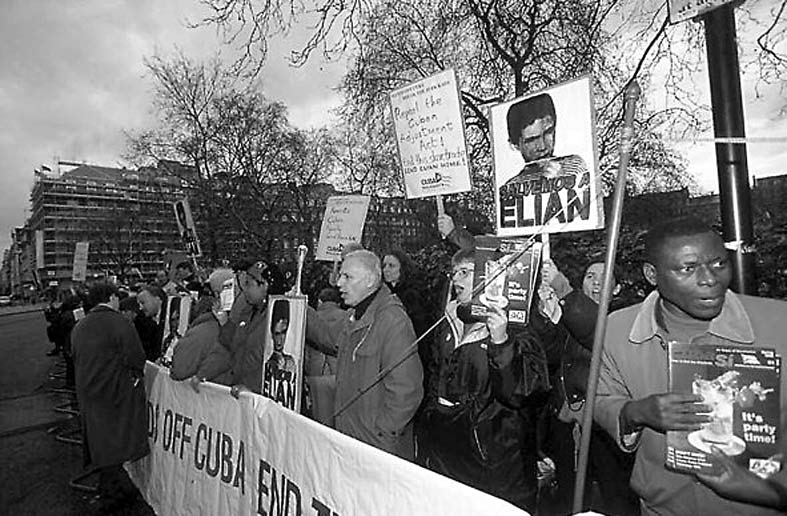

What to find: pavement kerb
left=0, top=304, right=46, bottom=318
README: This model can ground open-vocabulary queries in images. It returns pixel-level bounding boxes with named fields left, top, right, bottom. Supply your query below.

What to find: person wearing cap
left=228, top=259, right=286, bottom=395
left=305, top=249, right=424, bottom=459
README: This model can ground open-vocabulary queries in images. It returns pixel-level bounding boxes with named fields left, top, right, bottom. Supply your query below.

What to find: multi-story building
left=25, top=161, right=192, bottom=292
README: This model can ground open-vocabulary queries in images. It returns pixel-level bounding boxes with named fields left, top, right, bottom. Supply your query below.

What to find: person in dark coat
left=136, top=285, right=167, bottom=361
left=71, top=282, right=149, bottom=513
left=422, top=246, right=550, bottom=512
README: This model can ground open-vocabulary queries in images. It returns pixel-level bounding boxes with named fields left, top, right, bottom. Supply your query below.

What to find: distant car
left=0, top=295, right=11, bottom=307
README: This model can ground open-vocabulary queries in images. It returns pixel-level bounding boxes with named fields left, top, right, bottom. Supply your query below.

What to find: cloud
left=0, top=0, right=346, bottom=252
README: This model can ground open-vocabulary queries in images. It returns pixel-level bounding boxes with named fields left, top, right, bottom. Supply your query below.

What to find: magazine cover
left=261, top=295, right=307, bottom=412
left=470, top=236, right=542, bottom=326
left=666, top=343, right=781, bottom=478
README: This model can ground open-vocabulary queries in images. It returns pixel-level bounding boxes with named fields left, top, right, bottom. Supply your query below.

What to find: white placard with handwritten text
left=390, top=69, right=472, bottom=199
left=315, top=195, right=371, bottom=261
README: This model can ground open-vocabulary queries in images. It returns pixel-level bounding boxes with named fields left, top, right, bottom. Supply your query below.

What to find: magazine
left=470, top=236, right=542, bottom=326
left=666, top=342, right=781, bottom=478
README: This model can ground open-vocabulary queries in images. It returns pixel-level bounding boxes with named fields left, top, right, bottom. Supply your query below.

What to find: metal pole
left=572, top=81, right=640, bottom=513
left=703, top=5, right=756, bottom=294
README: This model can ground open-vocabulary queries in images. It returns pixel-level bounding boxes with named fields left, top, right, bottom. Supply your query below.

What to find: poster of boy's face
left=262, top=296, right=307, bottom=412
left=491, top=76, right=603, bottom=237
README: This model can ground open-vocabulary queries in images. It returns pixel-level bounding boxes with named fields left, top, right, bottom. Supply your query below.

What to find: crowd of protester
left=45, top=214, right=787, bottom=515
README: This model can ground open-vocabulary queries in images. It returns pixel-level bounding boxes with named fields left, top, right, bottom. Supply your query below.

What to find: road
left=0, top=309, right=154, bottom=516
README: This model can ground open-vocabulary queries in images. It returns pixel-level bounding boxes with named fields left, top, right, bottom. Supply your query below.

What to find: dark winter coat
left=170, top=312, right=232, bottom=385
left=423, top=302, right=549, bottom=511
left=71, top=305, right=149, bottom=468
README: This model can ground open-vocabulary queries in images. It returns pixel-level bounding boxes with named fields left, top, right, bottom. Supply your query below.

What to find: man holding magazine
left=595, top=216, right=787, bottom=515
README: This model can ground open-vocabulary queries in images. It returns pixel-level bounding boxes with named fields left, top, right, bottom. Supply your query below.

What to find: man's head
left=337, top=250, right=382, bottom=307
left=451, top=248, right=475, bottom=305
left=155, top=270, right=169, bottom=287
left=138, top=285, right=166, bottom=318
left=235, top=259, right=285, bottom=307
left=582, top=262, right=621, bottom=304
left=119, top=296, right=140, bottom=322
left=88, top=282, right=121, bottom=311
left=174, top=261, right=193, bottom=281
left=507, top=93, right=556, bottom=164
left=643, top=216, right=731, bottom=321
left=317, top=287, right=342, bottom=308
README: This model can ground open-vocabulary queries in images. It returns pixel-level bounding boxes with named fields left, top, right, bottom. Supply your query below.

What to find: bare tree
left=127, top=53, right=335, bottom=262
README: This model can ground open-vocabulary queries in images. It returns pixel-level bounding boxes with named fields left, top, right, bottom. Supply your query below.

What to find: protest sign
left=390, top=69, right=472, bottom=199
left=128, top=363, right=529, bottom=516
left=491, top=76, right=603, bottom=237
left=159, top=295, right=193, bottom=368
left=173, top=198, right=201, bottom=257
left=71, top=241, right=89, bottom=282
left=315, top=195, right=371, bottom=261
left=261, top=296, right=307, bottom=412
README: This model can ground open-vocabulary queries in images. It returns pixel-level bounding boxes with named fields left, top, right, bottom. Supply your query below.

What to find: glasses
left=451, top=266, right=474, bottom=279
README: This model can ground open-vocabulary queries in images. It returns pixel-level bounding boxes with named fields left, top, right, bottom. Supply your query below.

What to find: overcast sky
left=1, top=1, right=785, bottom=252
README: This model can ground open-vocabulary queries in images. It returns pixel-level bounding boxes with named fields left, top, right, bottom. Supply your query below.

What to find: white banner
left=315, top=195, right=371, bottom=261
left=72, top=241, right=89, bottom=282
left=128, top=364, right=528, bottom=516
left=390, top=69, right=473, bottom=199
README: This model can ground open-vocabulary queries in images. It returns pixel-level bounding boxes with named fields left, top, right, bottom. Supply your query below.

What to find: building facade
left=23, top=161, right=190, bottom=292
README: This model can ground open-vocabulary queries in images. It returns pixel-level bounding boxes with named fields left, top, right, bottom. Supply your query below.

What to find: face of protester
left=155, top=271, right=168, bottom=286
left=121, top=308, right=137, bottom=322
left=137, top=291, right=162, bottom=318
left=382, top=255, right=402, bottom=285
left=452, top=261, right=475, bottom=305
left=516, top=116, right=555, bottom=163
left=175, top=266, right=191, bottom=282
left=108, top=294, right=120, bottom=312
left=582, top=262, right=619, bottom=304
left=241, top=273, right=269, bottom=307
left=643, top=231, right=731, bottom=321
left=337, top=256, right=376, bottom=307
left=272, top=319, right=288, bottom=352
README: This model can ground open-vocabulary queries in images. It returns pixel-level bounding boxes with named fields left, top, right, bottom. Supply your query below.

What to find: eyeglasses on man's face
left=451, top=265, right=474, bottom=280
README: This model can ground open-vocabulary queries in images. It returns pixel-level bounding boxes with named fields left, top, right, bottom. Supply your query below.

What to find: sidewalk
left=0, top=302, right=46, bottom=318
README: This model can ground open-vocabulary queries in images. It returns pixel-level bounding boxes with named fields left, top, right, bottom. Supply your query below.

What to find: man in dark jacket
left=71, top=282, right=149, bottom=512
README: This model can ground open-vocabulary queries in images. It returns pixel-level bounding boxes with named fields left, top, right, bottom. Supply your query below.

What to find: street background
left=0, top=307, right=153, bottom=516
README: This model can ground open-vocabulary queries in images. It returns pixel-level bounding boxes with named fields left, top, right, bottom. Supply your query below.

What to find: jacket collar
left=629, top=290, right=755, bottom=345
left=349, top=284, right=396, bottom=329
